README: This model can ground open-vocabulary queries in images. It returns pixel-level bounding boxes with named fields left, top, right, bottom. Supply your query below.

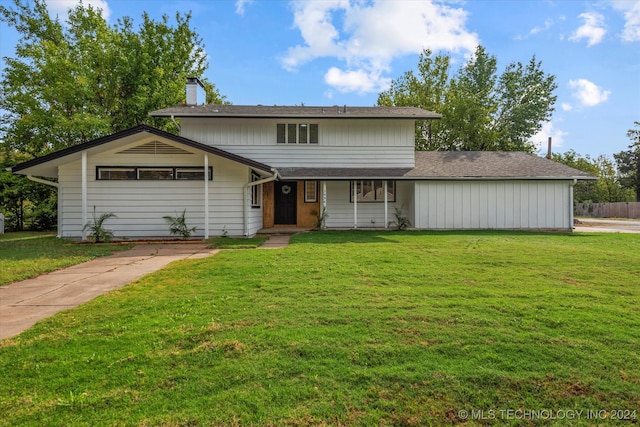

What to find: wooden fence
left=575, top=202, right=640, bottom=218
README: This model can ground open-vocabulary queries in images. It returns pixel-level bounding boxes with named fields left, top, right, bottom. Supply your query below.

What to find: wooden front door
left=274, top=181, right=297, bottom=225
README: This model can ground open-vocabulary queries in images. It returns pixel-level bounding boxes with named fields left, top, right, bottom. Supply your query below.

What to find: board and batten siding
left=180, top=118, right=416, bottom=168
left=323, top=181, right=414, bottom=228
left=58, top=145, right=260, bottom=238
left=414, top=180, right=572, bottom=230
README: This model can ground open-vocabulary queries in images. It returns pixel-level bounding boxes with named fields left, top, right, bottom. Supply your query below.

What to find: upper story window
left=277, top=123, right=318, bottom=144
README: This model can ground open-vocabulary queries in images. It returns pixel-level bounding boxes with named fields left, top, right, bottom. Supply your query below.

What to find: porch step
left=257, top=227, right=314, bottom=235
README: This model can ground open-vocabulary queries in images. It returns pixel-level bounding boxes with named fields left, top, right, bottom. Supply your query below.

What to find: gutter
left=243, top=168, right=280, bottom=236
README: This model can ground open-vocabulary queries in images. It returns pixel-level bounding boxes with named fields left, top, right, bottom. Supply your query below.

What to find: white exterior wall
left=180, top=118, right=416, bottom=168
left=323, top=180, right=414, bottom=228
left=414, top=180, right=572, bottom=230
left=58, top=144, right=259, bottom=239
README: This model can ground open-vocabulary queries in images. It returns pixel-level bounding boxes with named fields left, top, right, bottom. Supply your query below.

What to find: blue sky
left=1, top=0, right=639, bottom=158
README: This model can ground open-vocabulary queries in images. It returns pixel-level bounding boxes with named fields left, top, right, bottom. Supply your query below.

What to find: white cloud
left=46, top=0, right=111, bottom=20
left=569, top=12, right=606, bottom=46
left=561, top=103, right=573, bottom=111
left=531, top=121, right=567, bottom=153
left=568, top=79, right=611, bottom=107
left=530, top=18, right=553, bottom=35
left=235, top=0, right=253, bottom=16
left=610, top=0, right=640, bottom=42
left=282, top=0, right=479, bottom=94
left=324, top=67, right=391, bottom=94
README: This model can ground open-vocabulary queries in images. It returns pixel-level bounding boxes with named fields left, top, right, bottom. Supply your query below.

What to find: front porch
left=260, top=179, right=414, bottom=231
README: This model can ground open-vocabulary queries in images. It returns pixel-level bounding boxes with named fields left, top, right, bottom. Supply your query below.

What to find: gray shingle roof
left=277, top=151, right=596, bottom=180
left=150, top=104, right=441, bottom=120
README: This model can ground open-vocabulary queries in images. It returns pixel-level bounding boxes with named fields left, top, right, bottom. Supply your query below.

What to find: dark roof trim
left=150, top=105, right=442, bottom=120
left=10, top=125, right=273, bottom=174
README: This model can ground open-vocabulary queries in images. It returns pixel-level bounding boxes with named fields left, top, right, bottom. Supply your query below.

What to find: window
left=138, top=168, right=173, bottom=180
left=97, top=166, right=212, bottom=181
left=304, top=181, right=317, bottom=203
left=97, top=167, right=135, bottom=180
left=176, top=168, right=212, bottom=180
left=276, top=123, right=318, bottom=144
left=251, top=171, right=262, bottom=208
left=350, top=180, right=396, bottom=203
left=277, top=124, right=286, bottom=144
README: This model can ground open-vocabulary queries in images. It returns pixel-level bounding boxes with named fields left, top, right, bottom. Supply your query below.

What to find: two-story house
left=9, top=78, right=594, bottom=239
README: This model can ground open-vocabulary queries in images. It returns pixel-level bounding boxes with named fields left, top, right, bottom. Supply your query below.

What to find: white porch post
left=322, top=181, right=327, bottom=229
left=384, top=180, right=388, bottom=229
left=353, top=180, right=358, bottom=229
left=81, top=151, right=87, bottom=241
left=204, top=154, right=209, bottom=239
left=58, top=185, right=63, bottom=238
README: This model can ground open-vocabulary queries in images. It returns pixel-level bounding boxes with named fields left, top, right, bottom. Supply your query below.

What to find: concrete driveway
left=0, top=244, right=219, bottom=340
left=574, top=218, right=640, bottom=233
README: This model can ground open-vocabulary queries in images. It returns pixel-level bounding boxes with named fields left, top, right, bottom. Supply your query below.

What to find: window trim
left=251, top=171, right=262, bottom=208
left=349, top=180, right=396, bottom=203
left=304, top=180, right=318, bottom=203
left=96, top=166, right=212, bottom=181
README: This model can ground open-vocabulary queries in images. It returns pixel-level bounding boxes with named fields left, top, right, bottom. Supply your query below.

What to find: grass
left=0, top=232, right=133, bottom=286
left=0, top=230, right=639, bottom=426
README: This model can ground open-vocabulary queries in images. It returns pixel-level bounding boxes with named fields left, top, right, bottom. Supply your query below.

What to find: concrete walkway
left=0, top=244, right=219, bottom=340
left=259, top=234, right=292, bottom=249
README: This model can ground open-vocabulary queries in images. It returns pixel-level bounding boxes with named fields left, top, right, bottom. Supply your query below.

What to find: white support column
left=58, top=184, right=63, bottom=238
left=384, top=180, right=388, bottom=229
left=353, top=180, right=358, bottom=229
left=81, top=151, right=87, bottom=241
left=322, top=181, right=327, bottom=229
left=204, top=154, right=209, bottom=239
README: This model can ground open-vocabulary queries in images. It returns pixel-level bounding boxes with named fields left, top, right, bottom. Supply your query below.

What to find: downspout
left=27, top=176, right=61, bottom=238
left=243, top=168, right=280, bottom=236
left=570, top=178, right=577, bottom=231
left=170, top=114, right=181, bottom=132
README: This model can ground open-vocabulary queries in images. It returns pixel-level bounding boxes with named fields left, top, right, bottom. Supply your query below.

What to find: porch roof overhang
left=8, top=125, right=273, bottom=178
left=278, top=151, right=597, bottom=181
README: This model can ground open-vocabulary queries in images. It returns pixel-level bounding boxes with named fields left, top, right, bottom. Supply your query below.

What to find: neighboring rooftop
left=278, top=151, right=596, bottom=180
left=150, top=104, right=441, bottom=120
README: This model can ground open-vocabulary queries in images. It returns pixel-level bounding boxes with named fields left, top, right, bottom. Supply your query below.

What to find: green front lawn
left=1, top=231, right=638, bottom=426
left=0, top=232, right=133, bottom=286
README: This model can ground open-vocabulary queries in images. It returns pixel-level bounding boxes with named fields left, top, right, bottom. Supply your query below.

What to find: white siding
left=180, top=118, right=415, bottom=168
left=58, top=142, right=260, bottom=239
left=414, top=180, right=572, bottom=230
left=323, top=180, right=414, bottom=228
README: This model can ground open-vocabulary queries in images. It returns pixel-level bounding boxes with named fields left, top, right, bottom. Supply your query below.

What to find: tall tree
left=553, top=150, right=635, bottom=203
left=0, top=0, right=225, bottom=158
left=613, top=121, right=640, bottom=201
left=378, top=46, right=558, bottom=152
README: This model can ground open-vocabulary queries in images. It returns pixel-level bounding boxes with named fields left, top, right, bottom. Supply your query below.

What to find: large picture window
left=276, top=123, right=319, bottom=144
left=97, top=166, right=212, bottom=181
left=350, top=180, right=396, bottom=203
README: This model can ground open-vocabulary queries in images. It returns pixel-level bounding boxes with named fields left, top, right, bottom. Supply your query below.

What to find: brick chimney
left=186, top=77, right=206, bottom=106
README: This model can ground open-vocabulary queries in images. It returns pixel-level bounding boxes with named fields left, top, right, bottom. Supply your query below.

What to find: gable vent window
left=116, top=141, right=192, bottom=155
left=276, top=123, right=318, bottom=144
left=97, top=166, right=212, bottom=181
